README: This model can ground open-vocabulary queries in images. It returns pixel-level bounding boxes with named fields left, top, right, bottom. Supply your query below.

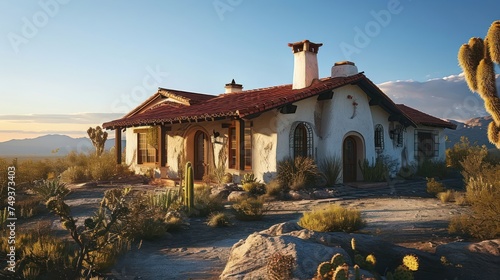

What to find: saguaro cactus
left=87, top=126, right=108, bottom=156
left=458, top=20, right=500, bottom=148
left=184, top=161, right=194, bottom=211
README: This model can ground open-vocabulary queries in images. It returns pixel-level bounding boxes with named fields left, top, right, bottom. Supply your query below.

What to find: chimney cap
left=334, top=61, right=355, bottom=66
left=288, top=40, right=323, bottom=54
left=225, top=79, right=242, bottom=87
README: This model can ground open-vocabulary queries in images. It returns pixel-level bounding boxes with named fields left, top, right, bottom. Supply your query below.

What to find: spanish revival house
left=103, top=40, right=456, bottom=184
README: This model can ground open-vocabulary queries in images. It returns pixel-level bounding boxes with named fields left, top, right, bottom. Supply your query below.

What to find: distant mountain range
left=0, top=135, right=125, bottom=157
left=0, top=116, right=495, bottom=157
left=444, top=116, right=495, bottom=149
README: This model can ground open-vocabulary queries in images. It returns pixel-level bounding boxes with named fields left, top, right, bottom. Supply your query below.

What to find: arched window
left=374, top=124, right=384, bottom=152
left=290, top=122, right=313, bottom=158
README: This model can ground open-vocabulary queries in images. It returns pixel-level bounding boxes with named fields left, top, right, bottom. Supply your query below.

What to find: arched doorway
left=194, top=130, right=208, bottom=180
left=343, top=136, right=357, bottom=182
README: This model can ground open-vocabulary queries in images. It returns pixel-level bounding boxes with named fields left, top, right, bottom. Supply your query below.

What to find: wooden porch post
left=115, top=129, right=122, bottom=165
left=238, top=119, right=245, bottom=171
left=160, top=125, right=167, bottom=167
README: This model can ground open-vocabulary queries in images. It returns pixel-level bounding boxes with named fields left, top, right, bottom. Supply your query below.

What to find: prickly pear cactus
left=458, top=21, right=500, bottom=148
left=330, top=253, right=346, bottom=268
left=332, top=264, right=349, bottom=280
left=317, top=261, right=334, bottom=279
left=393, top=265, right=414, bottom=280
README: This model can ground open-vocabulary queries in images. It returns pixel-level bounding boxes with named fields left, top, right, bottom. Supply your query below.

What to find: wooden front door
left=194, top=131, right=207, bottom=180
left=343, top=136, right=357, bottom=182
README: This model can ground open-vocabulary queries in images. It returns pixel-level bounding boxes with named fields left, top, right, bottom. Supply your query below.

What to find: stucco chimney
left=224, top=79, right=243, bottom=94
left=331, top=61, right=358, bottom=78
left=288, top=40, right=323, bottom=89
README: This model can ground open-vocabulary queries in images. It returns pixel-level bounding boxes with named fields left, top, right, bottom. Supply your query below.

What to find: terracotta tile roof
left=104, top=74, right=368, bottom=128
left=103, top=73, right=453, bottom=131
left=396, top=104, right=457, bottom=129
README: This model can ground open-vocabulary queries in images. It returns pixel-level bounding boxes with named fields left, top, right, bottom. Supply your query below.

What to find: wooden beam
left=317, top=91, right=334, bottom=100
left=279, top=103, right=297, bottom=114
left=369, top=98, right=381, bottom=106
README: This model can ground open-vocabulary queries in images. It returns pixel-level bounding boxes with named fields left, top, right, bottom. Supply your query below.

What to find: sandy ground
left=110, top=196, right=466, bottom=280
left=18, top=180, right=467, bottom=279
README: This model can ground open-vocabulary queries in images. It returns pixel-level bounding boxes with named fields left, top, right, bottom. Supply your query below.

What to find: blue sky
left=0, top=0, right=499, bottom=141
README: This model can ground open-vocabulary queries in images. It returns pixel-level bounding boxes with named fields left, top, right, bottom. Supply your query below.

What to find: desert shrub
left=127, top=189, right=181, bottom=240
left=233, top=197, right=266, bottom=221
left=460, top=145, right=489, bottom=182
left=359, top=155, right=399, bottom=182
left=222, top=173, right=233, bottom=184
left=242, top=182, right=266, bottom=196
left=454, top=192, right=468, bottom=206
left=318, top=155, right=342, bottom=186
left=449, top=151, right=500, bottom=239
left=60, top=166, right=88, bottom=183
left=87, top=151, right=117, bottom=181
left=202, top=173, right=216, bottom=185
left=266, top=252, right=296, bottom=280
left=277, top=156, right=319, bottom=190
left=437, top=190, right=454, bottom=203
left=265, top=179, right=284, bottom=197
left=193, top=186, right=224, bottom=216
left=16, top=195, right=44, bottom=218
left=298, top=204, right=364, bottom=233
left=416, top=159, right=448, bottom=178
left=0, top=229, right=76, bottom=279
left=446, top=136, right=484, bottom=170
left=241, top=173, right=258, bottom=184
left=426, top=177, right=446, bottom=195
left=206, top=212, right=232, bottom=227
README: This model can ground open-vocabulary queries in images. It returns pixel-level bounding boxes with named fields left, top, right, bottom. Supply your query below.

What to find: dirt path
left=111, top=196, right=466, bottom=279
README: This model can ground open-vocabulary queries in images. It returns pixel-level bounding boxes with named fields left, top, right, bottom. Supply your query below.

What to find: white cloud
left=377, top=73, right=500, bottom=121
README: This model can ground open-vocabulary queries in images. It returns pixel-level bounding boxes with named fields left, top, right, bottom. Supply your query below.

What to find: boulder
left=227, top=191, right=249, bottom=202
left=312, top=189, right=331, bottom=199
left=210, top=186, right=231, bottom=200
left=435, top=239, right=500, bottom=280
left=289, top=190, right=311, bottom=200
left=221, top=222, right=500, bottom=279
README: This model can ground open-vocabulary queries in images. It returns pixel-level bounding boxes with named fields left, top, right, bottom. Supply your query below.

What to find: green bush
left=318, top=155, right=342, bottom=186
left=277, top=156, right=319, bottom=190
left=242, top=182, right=266, bottom=196
left=233, top=197, right=266, bottom=221
left=193, top=186, right=224, bottom=216
left=298, top=204, right=365, bottom=233
left=416, top=159, right=448, bottom=178
left=426, top=177, right=446, bottom=195
left=359, top=155, right=398, bottom=182
left=265, top=179, right=284, bottom=197
left=206, top=212, right=232, bottom=227
left=446, top=136, right=484, bottom=170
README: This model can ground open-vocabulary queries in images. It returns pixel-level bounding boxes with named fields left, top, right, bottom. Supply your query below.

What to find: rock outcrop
left=221, top=222, right=500, bottom=280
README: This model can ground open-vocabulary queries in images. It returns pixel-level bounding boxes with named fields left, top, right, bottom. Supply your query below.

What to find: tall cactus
left=458, top=20, right=500, bottom=148
left=184, top=161, right=194, bottom=211
left=87, top=126, right=108, bottom=156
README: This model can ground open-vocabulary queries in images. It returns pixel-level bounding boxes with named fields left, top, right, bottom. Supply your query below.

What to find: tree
left=87, top=126, right=108, bottom=156
left=458, top=20, right=500, bottom=148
